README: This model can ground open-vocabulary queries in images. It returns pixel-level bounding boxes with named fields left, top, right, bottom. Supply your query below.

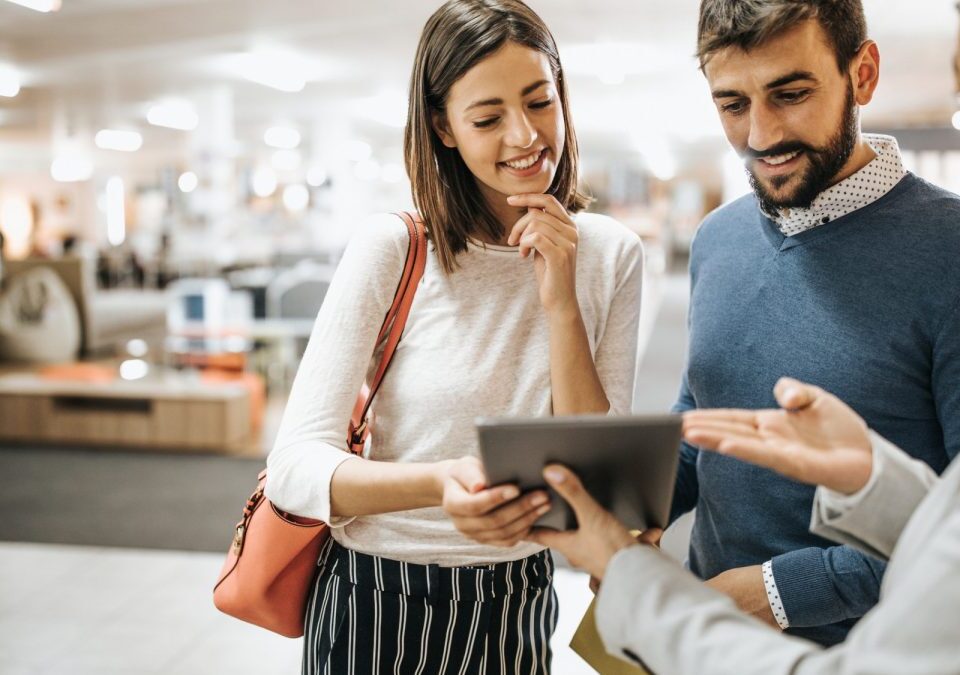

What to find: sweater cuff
left=770, top=547, right=844, bottom=628
left=264, top=440, right=360, bottom=527
left=761, top=560, right=789, bottom=629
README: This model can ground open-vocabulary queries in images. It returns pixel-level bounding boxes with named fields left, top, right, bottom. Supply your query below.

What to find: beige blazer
left=596, top=435, right=960, bottom=675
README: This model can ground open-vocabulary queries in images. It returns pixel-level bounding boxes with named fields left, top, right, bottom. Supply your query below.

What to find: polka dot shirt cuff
left=762, top=559, right=790, bottom=630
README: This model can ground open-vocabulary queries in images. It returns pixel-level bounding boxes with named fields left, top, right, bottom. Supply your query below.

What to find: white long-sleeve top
left=266, top=211, right=644, bottom=566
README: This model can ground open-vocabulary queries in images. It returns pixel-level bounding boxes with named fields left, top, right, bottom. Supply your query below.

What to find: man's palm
left=684, top=378, right=873, bottom=494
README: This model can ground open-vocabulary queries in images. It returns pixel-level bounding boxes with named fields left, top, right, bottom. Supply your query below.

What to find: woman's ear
left=431, top=111, right=457, bottom=149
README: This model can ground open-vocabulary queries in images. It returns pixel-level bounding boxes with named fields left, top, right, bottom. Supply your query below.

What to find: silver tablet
left=476, top=414, right=681, bottom=531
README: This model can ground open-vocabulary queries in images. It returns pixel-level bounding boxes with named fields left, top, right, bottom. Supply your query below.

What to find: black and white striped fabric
left=303, top=539, right=558, bottom=674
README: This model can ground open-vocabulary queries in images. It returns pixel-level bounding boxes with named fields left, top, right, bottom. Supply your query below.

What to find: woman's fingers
left=479, top=501, right=553, bottom=547
left=507, top=193, right=573, bottom=224
left=444, top=480, right=520, bottom=517
left=449, top=489, right=549, bottom=536
left=518, top=228, right=565, bottom=260
left=508, top=209, right=576, bottom=249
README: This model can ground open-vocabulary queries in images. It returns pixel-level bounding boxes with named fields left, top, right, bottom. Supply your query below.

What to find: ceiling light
left=4, top=0, right=61, bottom=12
left=239, top=53, right=306, bottom=93
left=147, top=101, right=198, bottom=131
left=283, top=184, right=309, bottom=212
left=952, top=111, right=960, bottom=131
left=0, top=65, right=20, bottom=98
left=251, top=167, right=277, bottom=198
left=95, top=129, right=143, bottom=152
left=178, top=171, right=198, bottom=193
left=51, top=156, right=93, bottom=182
left=264, top=126, right=300, bottom=149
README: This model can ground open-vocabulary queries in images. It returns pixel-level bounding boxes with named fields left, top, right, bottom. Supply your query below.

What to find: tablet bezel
left=476, top=414, right=681, bottom=531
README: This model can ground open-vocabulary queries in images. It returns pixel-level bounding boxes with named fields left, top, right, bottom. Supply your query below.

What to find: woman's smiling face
left=433, top=41, right=565, bottom=216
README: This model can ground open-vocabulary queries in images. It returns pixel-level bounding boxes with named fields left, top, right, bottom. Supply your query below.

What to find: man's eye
left=778, top=90, right=810, bottom=103
left=721, top=101, right=747, bottom=115
left=473, top=117, right=499, bottom=129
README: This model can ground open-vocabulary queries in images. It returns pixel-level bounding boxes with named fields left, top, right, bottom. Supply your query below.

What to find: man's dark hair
left=697, top=0, right=867, bottom=71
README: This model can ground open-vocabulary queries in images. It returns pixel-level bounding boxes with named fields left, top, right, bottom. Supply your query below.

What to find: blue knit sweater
left=671, top=173, right=960, bottom=646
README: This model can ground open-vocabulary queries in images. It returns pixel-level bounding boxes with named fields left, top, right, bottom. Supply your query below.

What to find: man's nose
left=747, top=103, right=785, bottom=154
left=504, top=111, right=537, bottom=148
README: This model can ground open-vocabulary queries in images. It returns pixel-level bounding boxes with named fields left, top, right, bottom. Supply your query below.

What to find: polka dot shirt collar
left=764, top=134, right=907, bottom=237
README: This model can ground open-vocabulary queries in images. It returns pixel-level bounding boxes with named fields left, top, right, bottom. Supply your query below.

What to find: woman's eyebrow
left=464, top=79, right=550, bottom=111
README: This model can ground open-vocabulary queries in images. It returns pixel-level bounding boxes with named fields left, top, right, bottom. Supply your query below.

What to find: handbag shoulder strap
left=347, top=211, right=427, bottom=452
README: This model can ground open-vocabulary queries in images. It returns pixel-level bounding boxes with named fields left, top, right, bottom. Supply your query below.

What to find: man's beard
left=745, top=83, right=858, bottom=212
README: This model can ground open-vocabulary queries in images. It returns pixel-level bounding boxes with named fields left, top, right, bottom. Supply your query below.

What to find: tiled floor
left=0, top=542, right=599, bottom=674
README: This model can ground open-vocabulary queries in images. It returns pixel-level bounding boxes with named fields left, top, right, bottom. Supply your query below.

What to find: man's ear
left=850, top=39, right=880, bottom=106
left=431, top=111, right=457, bottom=149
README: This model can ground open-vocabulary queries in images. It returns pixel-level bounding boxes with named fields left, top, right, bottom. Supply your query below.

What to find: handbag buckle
left=351, top=419, right=368, bottom=444
left=233, top=525, right=245, bottom=553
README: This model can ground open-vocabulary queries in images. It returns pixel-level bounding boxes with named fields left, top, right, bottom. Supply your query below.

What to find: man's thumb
left=774, top=377, right=817, bottom=411
left=543, top=464, right=590, bottom=518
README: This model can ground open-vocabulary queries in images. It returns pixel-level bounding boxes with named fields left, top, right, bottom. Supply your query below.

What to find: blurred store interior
left=0, top=0, right=958, bottom=673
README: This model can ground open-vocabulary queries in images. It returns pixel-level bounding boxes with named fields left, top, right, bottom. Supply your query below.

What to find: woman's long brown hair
left=404, top=0, right=591, bottom=274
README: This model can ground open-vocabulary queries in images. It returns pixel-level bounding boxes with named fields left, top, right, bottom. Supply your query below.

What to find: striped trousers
left=303, top=539, right=558, bottom=675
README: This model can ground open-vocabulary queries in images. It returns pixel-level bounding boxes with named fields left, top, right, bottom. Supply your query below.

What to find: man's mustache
left=742, top=142, right=813, bottom=161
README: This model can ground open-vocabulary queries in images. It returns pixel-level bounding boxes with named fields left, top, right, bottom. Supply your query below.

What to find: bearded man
left=665, top=0, right=960, bottom=647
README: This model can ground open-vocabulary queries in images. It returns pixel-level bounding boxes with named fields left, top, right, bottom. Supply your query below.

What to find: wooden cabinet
left=0, top=373, right=251, bottom=454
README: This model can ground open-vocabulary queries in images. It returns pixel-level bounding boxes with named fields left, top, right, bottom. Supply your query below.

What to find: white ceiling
left=0, top=0, right=956, bottom=171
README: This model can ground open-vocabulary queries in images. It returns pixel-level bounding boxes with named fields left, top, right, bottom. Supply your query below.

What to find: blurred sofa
left=2, top=256, right=168, bottom=357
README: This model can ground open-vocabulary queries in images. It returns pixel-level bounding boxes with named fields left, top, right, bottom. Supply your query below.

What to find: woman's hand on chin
left=506, top=193, right=580, bottom=318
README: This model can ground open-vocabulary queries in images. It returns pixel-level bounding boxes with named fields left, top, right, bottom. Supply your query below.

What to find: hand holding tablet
left=476, top=414, right=682, bottom=532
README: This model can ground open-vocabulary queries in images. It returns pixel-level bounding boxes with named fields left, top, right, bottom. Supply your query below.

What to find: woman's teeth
left=504, top=149, right=543, bottom=170
left=761, top=151, right=801, bottom=166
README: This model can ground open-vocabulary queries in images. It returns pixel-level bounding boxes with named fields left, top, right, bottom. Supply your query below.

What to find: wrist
left=546, top=304, right=582, bottom=327
left=597, top=537, right=638, bottom=581
left=430, top=460, right=454, bottom=504
left=606, top=529, right=639, bottom=560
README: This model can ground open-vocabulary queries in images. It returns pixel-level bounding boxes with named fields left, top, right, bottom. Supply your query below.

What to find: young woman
left=265, top=1, right=644, bottom=672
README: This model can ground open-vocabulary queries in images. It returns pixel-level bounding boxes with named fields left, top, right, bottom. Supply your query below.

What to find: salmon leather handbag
left=213, top=212, right=427, bottom=637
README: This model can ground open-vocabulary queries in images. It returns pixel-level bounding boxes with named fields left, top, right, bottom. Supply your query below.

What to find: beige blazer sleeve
left=809, top=432, right=938, bottom=560
left=595, top=438, right=960, bottom=675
